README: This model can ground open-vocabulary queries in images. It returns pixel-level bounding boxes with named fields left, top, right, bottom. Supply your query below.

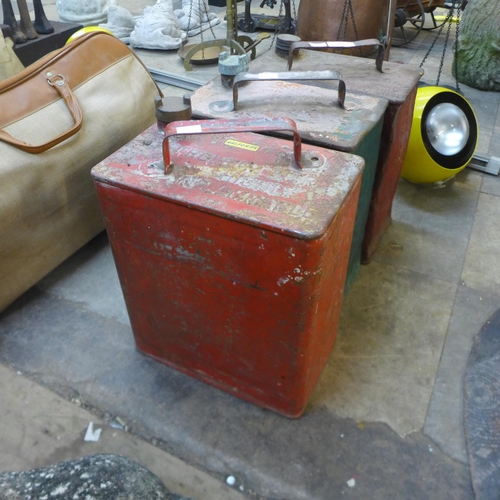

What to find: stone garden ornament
left=99, top=0, right=136, bottom=43
left=56, top=0, right=109, bottom=26
left=454, top=0, right=500, bottom=91
left=130, top=0, right=187, bottom=50
left=174, top=0, right=220, bottom=37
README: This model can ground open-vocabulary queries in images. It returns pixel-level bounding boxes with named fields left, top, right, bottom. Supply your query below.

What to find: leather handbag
left=0, top=31, right=162, bottom=312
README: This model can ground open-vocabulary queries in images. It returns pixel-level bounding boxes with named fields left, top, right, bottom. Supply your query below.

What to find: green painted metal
left=344, top=118, right=384, bottom=293
left=191, top=79, right=388, bottom=293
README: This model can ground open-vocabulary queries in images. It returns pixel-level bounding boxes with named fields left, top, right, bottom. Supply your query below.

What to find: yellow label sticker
left=224, top=139, right=260, bottom=152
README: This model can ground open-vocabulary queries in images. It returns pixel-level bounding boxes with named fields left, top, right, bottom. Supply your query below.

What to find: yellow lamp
left=401, top=86, right=478, bottom=184
left=65, top=26, right=114, bottom=44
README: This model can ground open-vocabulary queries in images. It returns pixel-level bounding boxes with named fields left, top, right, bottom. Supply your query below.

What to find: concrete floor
left=2, top=1, right=500, bottom=499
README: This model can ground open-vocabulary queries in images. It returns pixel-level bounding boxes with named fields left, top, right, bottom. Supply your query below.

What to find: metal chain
left=270, top=0, right=285, bottom=48
left=203, top=0, right=218, bottom=40
left=342, top=13, right=349, bottom=41
left=346, top=0, right=363, bottom=55
left=336, top=0, right=349, bottom=40
left=191, top=0, right=219, bottom=61
left=347, top=0, right=360, bottom=40
left=267, top=0, right=297, bottom=48
left=419, top=0, right=460, bottom=88
left=454, top=4, right=462, bottom=92
left=186, top=0, right=205, bottom=60
left=335, top=0, right=361, bottom=55
left=187, top=0, right=194, bottom=34
left=291, top=0, right=297, bottom=21
left=436, top=1, right=456, bottom=85
left=419, top=0, right=458, bottom=74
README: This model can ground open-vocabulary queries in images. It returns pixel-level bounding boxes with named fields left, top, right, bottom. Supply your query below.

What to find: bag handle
left=0, top=72, right=83, bottom=154
left=163, top=117, right=303, bottom=171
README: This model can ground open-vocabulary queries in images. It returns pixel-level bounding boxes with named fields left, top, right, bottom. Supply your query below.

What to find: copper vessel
left=297, top=0, right=394, bottom=57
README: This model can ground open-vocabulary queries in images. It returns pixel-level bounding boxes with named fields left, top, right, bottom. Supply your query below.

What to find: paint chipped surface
left=248, top=48, right=423, bottom=104
left=193, top=79, right=388, bottom=152
left=92, top=125, right=364, bottom=240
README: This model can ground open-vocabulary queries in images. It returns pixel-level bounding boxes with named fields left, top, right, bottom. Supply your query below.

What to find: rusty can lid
left=92, top=125, right=364, bottom=239
left=192, top=82, right=388, bottom=152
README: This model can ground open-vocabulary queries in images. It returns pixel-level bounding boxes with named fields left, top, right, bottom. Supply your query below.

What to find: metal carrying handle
left=232, top=70, right=346, bottom=110
left=287, top=38, right=387, bottom=73
left=162, top=117, right=303, bottom=171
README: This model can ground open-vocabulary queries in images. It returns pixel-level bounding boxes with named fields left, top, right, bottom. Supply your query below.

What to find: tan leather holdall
left=0, top=31, right=161, bottom=312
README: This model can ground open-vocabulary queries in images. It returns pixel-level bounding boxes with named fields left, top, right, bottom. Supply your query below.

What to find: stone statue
left=56, top=0, right=109, bottom=26
left=175, top=0, right=220, bottom=36
left=1, top=0, right=38, bottom=44
left=454, top=0, right=500, bottom=91
left=99, top=2, right=136, bottom=43
left=129, top=0, right=187, bottom=50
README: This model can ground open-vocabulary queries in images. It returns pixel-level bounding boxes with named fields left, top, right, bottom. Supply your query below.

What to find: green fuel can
left=191, top=71, right=387, bottom=292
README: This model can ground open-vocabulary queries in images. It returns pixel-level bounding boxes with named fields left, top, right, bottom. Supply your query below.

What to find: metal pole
left=227, top=0, right=238, bottom=43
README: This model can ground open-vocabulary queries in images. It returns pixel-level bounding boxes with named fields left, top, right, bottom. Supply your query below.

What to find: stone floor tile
left=488, top=139, right=500, bottom=158
left=464, top=86, right=500, bottom=106
left=481, top=172, right=500, bottom=197
left=373, top=180, right=478, bottom=283
left=424, top=285, right=500, bottom=463
left=495, top=109, right=500, bottom=135
left=37, top=232, right=130, bottom=327
left=309, top=260, right=456, bottom=436
left=476, top=131, right=492, bottom=157
left=0, top=288, right=473, bottom=500
left=462, top=193, right=500, bottom=295
left=0, top=364, right=244, bottom=500
left=453, top=168, right=483, bottom=192
left=468, top=97, right=499, bottom=131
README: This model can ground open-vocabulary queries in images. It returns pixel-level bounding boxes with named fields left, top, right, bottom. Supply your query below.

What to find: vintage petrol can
left=91, top=118, right=364, bottom=418
left=191, top=73, right=387, bottom=292
left=247, top=48, right=423, bottom=262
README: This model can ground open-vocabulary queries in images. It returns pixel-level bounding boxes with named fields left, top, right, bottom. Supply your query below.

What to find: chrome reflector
left=426, top=103, right=470, bottom=156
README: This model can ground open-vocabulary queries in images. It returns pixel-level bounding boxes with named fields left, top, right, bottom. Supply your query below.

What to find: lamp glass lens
left=426, top=103, right=469, bottom=156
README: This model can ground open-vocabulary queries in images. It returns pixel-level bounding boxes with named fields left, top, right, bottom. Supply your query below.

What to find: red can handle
left=162, top=117, right=303, bottom=172
left=287, top=38, right=387, bottom=73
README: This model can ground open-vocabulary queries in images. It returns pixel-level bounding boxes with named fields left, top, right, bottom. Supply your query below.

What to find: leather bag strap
left=0, top=72, right=83, bottom=154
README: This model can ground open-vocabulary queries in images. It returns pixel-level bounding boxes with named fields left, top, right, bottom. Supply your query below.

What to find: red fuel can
left=91, top=118, right=364, bottom=417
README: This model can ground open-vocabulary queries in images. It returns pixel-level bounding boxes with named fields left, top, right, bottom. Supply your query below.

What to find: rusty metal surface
left=91, top=124, right=364, bottom=417
left=92, top=124, right=364, bottom=240
left=296, top=0, right=392, bottom=55
left=228, top=49, right=420, bottom=263
left=232, top=70, right=346, bottom=110
left=288, top=40, right=386, bottom=72
left=191, top=79, right=388, bottom=152
left=361, top=88, right=417, bottom=262
left=248, top=49, right=423, bottom=104
left=162, top=117, right=304, bottom=170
